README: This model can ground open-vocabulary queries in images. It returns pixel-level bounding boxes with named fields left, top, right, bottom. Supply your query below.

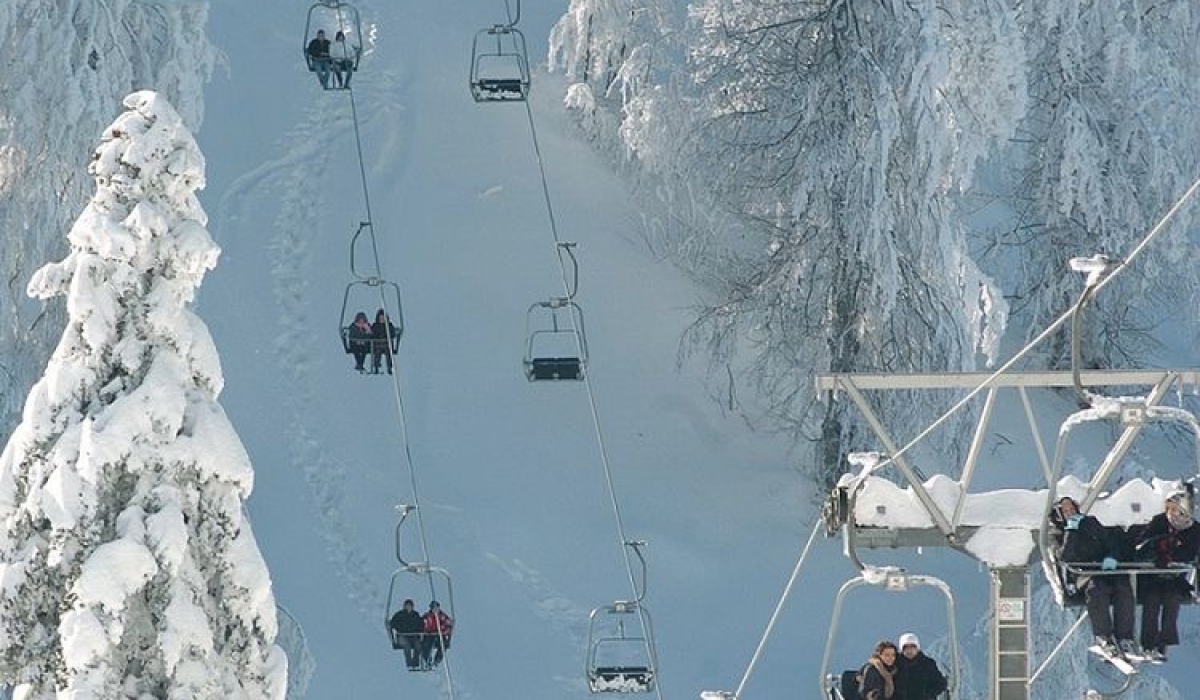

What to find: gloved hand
left=1101, top=557, right=1118, bottom=571
left=1065, top=514, right=1084, bottom=530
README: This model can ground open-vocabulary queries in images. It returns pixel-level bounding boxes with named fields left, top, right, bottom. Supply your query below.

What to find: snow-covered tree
left=556, top=0, right=1018, bottom=487
left=0, top=0, right=215, bottom=437
left=984, top=0, right=1200, bottom=368
left=0, top=92, right=285, bottom=700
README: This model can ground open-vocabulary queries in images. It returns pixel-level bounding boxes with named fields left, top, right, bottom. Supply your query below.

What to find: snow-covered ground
left=198, top=1, right=829, bottom=698
left=4, top=0, right=1193, bottom=697
left=192, top=1, right=1200, bottom=697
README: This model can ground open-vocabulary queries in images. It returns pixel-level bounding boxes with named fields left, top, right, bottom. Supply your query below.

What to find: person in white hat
left=1134, top=490, right=1199, bottom=662
left=893, top=632, right=947, bottom=700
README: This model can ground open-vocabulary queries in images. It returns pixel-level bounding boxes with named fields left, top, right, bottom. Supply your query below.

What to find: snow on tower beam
left=849, top=525, right=981, bottom=550
left=815, top=369, right=1200, bottom=391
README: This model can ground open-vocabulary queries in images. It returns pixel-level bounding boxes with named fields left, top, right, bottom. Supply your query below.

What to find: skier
left=371, top=309, right=399, bottom=374
left=347, top=311, right=372, bottom=372
left=306, top=29, right=332, bottom=88
left=1134, top=491, right=1199, bottom=662
left=421, top=600, right=454, bottom=668
left=1054, top=496, right=1139, bottom=659
left=388, top=599, right=424, bottom=671
left=893, top=633, right=947, bottom=700
left=329, top=30, right=358, bottom=88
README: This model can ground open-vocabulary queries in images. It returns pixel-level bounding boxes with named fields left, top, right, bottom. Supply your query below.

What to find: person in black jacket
left=388, top=599, right=424, bottom=670
left=1134, top=491, right=1199, bottom=662
left=893, top=632, right=947, bottom=700
left=371, top=309, right=399, bottom=374
left=1055, top=496, right=1138, bottom=657
left=859, top=640, right=897, bottom=700
left=305, top=29, right=332, bottom=89
left=347, top=311, right=372, bottom=372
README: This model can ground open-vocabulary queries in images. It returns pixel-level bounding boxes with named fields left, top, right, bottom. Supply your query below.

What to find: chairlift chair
left=818, top=569, right=960, bottom=700
left=470, top=24, right=531, bottom=102
left=339, top=278, right=404, bottom=368
left=383, top=506, right=456, bottom=658
left=586, top=600, right=657, bottom=693
left=524, top=298, right=587, bottom=381
left=1038, top=403, right=1200, bottom=608
left=1036, top=258, right=1200, bottom=609
left=383, top=566, right=456, bottom=652
left=304, top=1, right=363, bottom=89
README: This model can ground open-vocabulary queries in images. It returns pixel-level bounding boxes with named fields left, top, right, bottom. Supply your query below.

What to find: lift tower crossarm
left=815, top=369, right=1200, bottom=391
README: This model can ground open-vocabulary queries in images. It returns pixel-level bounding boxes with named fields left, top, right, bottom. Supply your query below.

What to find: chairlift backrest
left=839, top=669, right=864, bottom=700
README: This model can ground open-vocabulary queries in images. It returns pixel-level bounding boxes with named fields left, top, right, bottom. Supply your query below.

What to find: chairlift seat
left=526, top=357, right=583, bottom=381
left=589, top=666, right=654, bottom=693
left=473, top=78, right=527, bottom=101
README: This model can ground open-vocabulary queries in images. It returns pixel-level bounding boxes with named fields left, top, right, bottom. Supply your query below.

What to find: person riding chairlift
left=1054, top=496, right=1139, bottom=658
left=1133, top=491, right=1199, bottom=662
left=421, top=600, right=453, bottom=668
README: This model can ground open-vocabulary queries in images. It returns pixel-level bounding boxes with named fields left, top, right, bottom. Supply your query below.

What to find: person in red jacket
left=421, top=600, right=454, bottom=668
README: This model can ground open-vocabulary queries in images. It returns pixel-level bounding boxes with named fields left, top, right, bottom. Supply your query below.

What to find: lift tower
left=819, top=368, right=1200, bottom=700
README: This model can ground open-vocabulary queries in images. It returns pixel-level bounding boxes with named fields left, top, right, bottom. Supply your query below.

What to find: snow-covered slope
left=3, top=0, right=1198, bottom=698
left=199, top=1, right=816, bottom=698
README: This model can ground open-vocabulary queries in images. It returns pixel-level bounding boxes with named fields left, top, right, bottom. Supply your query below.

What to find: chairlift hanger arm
left=1079, top=376, right=1179, bottom=511
left=557, top=241, right=580, bottom=300
left=625, top=539, right=648, bottom=603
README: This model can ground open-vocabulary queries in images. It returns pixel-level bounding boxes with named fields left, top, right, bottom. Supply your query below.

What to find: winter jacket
left=1136, top=512, right=1200, bottom=595
left=306, top=37, right=331, bottom=60
left=1137, top=512, right=1200, bottom=566
left=329, top=37, right=357, bottom=64
left=859, top=658, right=895, bottom=700
left=894, top=651, right=947, bottom=700
left=1061, top=514, right=1125, bottom=565
left=389, top=609, right=423, bottom=636
left=348, top=319, right=372, bottom=349
left=423, top=609, right=453, bottom=639
left=372, top=319, right=399, bottom=346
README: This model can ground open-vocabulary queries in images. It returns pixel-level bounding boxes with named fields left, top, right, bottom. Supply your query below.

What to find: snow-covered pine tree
left=0, top=91, right=285, bottom=700
left=0, top=0, right=216, bottom=437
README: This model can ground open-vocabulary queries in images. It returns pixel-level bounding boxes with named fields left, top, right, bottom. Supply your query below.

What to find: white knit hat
left=898, top=632, right=920, bottom=650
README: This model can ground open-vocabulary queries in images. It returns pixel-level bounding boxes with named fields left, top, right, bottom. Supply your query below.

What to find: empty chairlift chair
left=524, top=298, right=587, bottom=381
left=586, top=600, right=657, bottom=693
left=470, top=24, right=531, bottom=102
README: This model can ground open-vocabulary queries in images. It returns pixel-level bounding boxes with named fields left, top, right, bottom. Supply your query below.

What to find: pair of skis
left=1087, top=643, right=1162, bottom=675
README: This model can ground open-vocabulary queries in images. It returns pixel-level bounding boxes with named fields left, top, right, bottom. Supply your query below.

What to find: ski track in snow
left=485, top=553, right=589, bottom=696
left=215, top=92, right=382, bottom=625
